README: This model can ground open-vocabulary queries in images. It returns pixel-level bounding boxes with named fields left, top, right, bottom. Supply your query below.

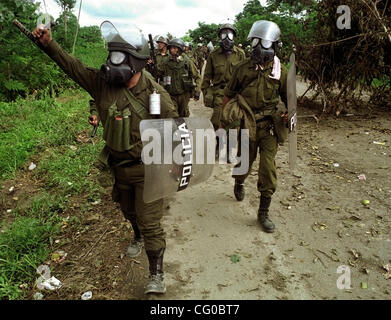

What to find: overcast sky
left=38, top=0, right=267, bottom=38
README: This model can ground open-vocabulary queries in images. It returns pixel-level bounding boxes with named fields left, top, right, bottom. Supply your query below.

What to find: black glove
left=194, top=91, right=200, bottom=101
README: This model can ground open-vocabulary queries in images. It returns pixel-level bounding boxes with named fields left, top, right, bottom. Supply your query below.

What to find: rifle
left=148, top=34, right=159, bottom=81
left=13, top=19, right=46, bottom=52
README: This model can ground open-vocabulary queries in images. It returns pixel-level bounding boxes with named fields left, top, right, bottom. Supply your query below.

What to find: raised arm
left=32, top=26, right=101, bottom=98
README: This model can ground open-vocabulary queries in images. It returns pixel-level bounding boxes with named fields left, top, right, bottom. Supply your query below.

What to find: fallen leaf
left=230, top=254, right=241, bottom=263
left=350, top=249, right=360, bottom=259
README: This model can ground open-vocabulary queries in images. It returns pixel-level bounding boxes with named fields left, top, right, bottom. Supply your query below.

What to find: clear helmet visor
left=100, top=20, right=148, bottom=52
left=220, top=31, right=234, bottom=41
left=110, top=51, right=126, bottom=65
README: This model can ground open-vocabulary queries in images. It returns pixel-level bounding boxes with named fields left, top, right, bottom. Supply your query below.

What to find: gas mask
left=100, top=51, right=134, bottom=85
left=219, top=30, right=234, bottom=51
left=100, top=51, right=147, bottom=86
left=251, top=38, right=275, bottom=65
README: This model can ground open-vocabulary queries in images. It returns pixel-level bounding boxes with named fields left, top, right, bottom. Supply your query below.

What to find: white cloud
left=38, top=0, right=268, bottom=38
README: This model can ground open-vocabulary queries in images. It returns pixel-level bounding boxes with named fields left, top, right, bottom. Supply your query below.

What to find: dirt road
left=20, top=81, right=390, bottom=300
left=153, top=95, right=391, bottom=300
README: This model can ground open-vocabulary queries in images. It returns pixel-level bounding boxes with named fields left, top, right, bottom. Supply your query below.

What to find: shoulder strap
left=123, top=88, right=150, bottom=120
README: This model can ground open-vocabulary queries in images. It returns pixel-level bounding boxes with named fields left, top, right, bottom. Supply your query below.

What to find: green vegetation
left=185, top=0, right=390, bottom=112
left=186, top=0, right=316, bottom=61
left=0, top=0, right=108, bottom=300
left=0, top=0, right=390, bottom=301
left=0, top=90, right=105, bottom=299
left=0, top=0, right=106, bottom=101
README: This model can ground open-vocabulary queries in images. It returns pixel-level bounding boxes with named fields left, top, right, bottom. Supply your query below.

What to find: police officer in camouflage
left=32, top=21, right=178, bottom=294
left=202, top=23, right=245, bottom=131
left=159, top=38, right=201, bottom=117
left=222, top=20, right=288, bottom=233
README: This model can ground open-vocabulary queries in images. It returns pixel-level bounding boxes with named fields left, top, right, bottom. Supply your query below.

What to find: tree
left=71, top=0, right=82, bottom=55
left=0, top=0, right=60, bottom=100
left=54, top=0, right=76, bottom=48
left=233, top=0, right=314, bottom=60
left=295, top=0, right=391, bottom=114
left=0, top=0, right=106, bottom=101
left=186, top=22, right=219, bottom=46
left=53, top=10, right=78, bottom=52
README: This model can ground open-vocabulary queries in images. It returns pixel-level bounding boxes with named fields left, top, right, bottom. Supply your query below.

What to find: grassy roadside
left=0, top=89, right=105, bottom=299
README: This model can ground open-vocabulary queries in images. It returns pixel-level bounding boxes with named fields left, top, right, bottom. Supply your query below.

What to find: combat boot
left=145, top=248, right=166, bottom=294
left=257, top=196, right=275, bottom=233
left=126, top=237, right=144, bottom=258
left=234, top=180, right=245, bottom=201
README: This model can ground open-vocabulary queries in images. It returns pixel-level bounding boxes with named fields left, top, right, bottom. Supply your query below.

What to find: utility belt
left=254, top=108, right=275, bottom=124
left=255, top=115, right=273, bottom=123
left=98, top=145, right=142, bottom=170
left=253, top=107, right=288, bottom=144
left=109, top=154, right=142, bottom=168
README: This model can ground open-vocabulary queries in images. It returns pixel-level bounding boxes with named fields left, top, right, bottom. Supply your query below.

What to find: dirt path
left=8, top=81, right=388, bottom=300
left=154, top=90, right=391, bottom=300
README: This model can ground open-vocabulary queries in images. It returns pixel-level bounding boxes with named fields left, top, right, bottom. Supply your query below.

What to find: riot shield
left=140, top=117, right=215, bottom=203
left=287, top=52, right=297, bottom=170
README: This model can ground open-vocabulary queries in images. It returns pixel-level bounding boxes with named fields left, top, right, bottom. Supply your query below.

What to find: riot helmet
left=247, top=20, right=281, bottom=65
left=100, top=21, right=150, bottom=85
left=168, top=38, right=185, bottom=53
left=156, top=35, right=168, bottom=45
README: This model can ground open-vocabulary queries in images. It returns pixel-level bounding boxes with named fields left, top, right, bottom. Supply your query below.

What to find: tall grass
left=0, top=90, right=105, bottom=299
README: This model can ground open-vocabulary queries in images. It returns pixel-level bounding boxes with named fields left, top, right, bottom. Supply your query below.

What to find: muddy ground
left=2, top=80, right=391, bottom=300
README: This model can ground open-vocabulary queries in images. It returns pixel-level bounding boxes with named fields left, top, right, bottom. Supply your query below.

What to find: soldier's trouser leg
left=257, top=127, right=278, bottom=198
left=210, top=91, right=224, bottom=130
left=257, top=127, right=278, bottom=232
left=116, top=185, right=145, bottom=257
left=113, top=165, right=165, bottom=252
left=113, top=164, right=166, bottom=294
left=116, top=185, right=141, bottom=239
left=232, top=138, right=258, bottom=184
left=211, top=105, right=222, bottom=131
left=232, top=136, right=257, bottom=201
left=172, top=93, right=191, bottom=118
